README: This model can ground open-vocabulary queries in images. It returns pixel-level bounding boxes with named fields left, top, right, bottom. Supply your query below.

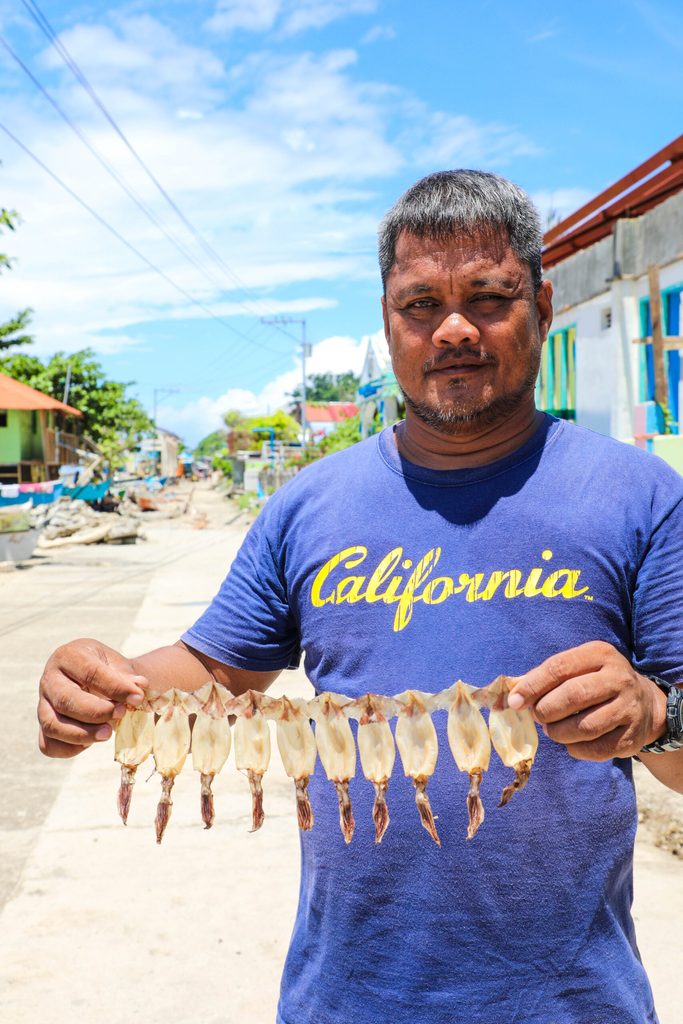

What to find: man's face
left=381, top=230, right=553, bottom=433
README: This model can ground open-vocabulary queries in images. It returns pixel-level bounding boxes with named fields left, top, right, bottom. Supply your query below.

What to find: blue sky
left=0, top=0, right=682, bottom=444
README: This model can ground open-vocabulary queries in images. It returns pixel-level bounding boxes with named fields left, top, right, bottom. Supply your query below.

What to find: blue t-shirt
left=184, top=416, right=683, bottom=1024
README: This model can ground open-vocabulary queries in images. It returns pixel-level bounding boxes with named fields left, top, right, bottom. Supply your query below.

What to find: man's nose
left=432, top=310, right=480, bottom=348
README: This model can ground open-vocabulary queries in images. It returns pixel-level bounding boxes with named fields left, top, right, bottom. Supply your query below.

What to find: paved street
left=0, top=482, right=681, bottom=1023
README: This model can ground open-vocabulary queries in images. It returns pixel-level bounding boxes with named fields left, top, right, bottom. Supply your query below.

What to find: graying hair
left=378, top=169, right=543, bottom=291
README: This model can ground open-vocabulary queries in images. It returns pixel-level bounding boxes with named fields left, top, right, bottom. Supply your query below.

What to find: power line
left=0, top=32, right=229, bottom=296
left=19, top=0, right=302, bottom=340
left=0, top=117, right=287, bottom=360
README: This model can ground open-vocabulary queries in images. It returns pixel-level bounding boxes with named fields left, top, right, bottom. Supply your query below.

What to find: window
left=31, top=410, right=38, bottom=434
left=0, top=410, right=7, bottom=428
left=639, top=287, right=682, bottom=434
left=536, top=327, right=576, bottom=419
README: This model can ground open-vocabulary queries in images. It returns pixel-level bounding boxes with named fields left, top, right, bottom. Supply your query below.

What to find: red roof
left=543, top=133, right=683, bottom=268
left=0, top=372, right=82, bottom=415
left=304, top=402, right=358, bottom=423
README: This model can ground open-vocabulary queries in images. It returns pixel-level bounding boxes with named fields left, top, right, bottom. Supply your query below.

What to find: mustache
left=422, top=346, right=497, bottom=374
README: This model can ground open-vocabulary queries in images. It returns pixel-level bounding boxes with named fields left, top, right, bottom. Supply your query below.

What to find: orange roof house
left=0, top=372, right=82, bottom=415
left=296, top=401, right=359, bottom=440
left=0, top=373, right=82, bottom=483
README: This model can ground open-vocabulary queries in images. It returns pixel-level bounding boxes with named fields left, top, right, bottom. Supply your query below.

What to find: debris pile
left=35, top=498, right=144, bottom=548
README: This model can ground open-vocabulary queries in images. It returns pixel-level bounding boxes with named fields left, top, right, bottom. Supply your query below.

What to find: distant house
left=135, top=428, right=182, bottom=478
left=293, top=401, right=359, bottom=442
left=357, top=328, right=404, bottom=437
left=0, top=372, right=82, bottom=483
left=541, top=133, right=683, bottom=472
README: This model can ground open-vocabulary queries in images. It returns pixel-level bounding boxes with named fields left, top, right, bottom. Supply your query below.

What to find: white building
left=541, top=134, right=683, bottom=473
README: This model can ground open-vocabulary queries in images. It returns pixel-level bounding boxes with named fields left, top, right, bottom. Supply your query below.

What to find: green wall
left=0, top=410, right=23, bottom=463
left=0, top=410, right=43, bottom=463
left=19, top=409, right=42, bottom=460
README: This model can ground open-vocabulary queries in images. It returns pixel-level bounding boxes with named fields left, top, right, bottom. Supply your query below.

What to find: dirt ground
left=1, top=479, right=682, bottom=1023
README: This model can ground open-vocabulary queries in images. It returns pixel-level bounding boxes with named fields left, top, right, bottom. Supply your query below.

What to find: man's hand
left=38, top=639, right=147, bottom=759
left=507, top=641, right=667, bottom=761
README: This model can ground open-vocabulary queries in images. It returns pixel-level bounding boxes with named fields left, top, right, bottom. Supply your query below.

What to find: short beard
left=400, top=360, right=540, bottom=435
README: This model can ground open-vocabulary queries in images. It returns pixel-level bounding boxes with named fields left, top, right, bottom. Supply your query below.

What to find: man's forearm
left=130, top=640, right=280, bottom=698
left=639, top=748, right=683, bottom=795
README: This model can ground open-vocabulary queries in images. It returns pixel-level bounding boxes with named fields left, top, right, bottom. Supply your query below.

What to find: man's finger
left=543, top=699, right=621, bottom=745
left=533, top=671, right=621, bottom=724
left=51, top=642, right=146, bottom=704
left=44, top=674, right=122, bottom=725
left=564, top=724, right=632, bottom=762
left=38, top=700, right=114, bottom=747
left=508, top=642, right=615, bottom=710
left=38, top=731, right=88, bottom=759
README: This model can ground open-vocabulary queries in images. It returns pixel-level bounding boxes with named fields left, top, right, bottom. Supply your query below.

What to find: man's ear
left=537, top=279, right=553, bottom=341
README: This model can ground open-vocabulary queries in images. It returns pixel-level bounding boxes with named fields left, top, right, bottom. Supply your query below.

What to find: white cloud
left=205, top=0, right=377, bottom=37
left=281, top=0, right=377, bottom=36
left=361, top=25, right=396, bottom=44
left=39, top=17, right=226, bottom=102
left=205, top=0, right=282, bottom=35
left=0, top=10, right=550, bottom=399
left=402, top=110, right=541, bottom=170
left=165, top=330, right=374, bottom=443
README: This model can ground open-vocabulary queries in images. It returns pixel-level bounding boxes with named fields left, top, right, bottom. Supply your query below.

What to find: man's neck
left=394, top=402, right=546, bottom=470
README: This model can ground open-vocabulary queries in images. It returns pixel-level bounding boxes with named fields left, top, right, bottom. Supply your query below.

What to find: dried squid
left=446, top=682, right=490, bottom=838
left=487, top=675, right=539, bottom=806
left=272, top=696, right=317, bottom=831
left=312, top=693, right=356, bottom=844
left=189, top=681, right=233, bottom=828
left=346, top=694, right=397, bottom=843
left=114, top=699, right=155, bottom=825
left=151, top=689, right=193, bottom=843
left=395, top=690, right=441, bottom=846
left=231, top=690, right=271, bottom=832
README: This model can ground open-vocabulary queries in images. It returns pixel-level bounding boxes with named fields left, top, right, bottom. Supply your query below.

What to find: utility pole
left=260, top=317, right=311, bottom=444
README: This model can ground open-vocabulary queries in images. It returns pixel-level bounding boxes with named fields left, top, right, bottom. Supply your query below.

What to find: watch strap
left=639, top=676, right=683, bottom=754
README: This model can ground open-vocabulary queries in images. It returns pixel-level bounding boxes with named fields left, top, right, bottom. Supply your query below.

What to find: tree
left=194, top=429, right=228, bottom=459
left=289, top=372, right=359, bottom=403
left=0, top=349, right=153, bottom=461
left=222, top=408, right=300, bottom=452
left=248, top=410, right=300, bottom=441
left=317, top=413, right=362, bottom=454
left=0, top=205, right=33, bottom=352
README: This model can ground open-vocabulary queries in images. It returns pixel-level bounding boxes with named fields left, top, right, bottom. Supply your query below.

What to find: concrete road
left=0, top=482, right=681, bottom=1024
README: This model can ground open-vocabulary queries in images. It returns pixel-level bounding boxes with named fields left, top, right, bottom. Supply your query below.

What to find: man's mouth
left=424, top=350, right=495, bottom=376
left=429, top=360, right=491, bottom=376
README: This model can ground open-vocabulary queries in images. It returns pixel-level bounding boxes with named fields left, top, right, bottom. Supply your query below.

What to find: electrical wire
left=0, top=117, right=288, bottom=360
left=0, top=33, right=230, bottom=295
left=18, top=0, right=306, bottom=341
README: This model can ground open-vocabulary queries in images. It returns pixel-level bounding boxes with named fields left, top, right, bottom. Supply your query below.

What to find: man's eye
left=407, top=299, right=436, bottom=309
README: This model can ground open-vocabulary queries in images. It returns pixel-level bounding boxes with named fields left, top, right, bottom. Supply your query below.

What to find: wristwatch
left=639, top=676, right=683, bottom=754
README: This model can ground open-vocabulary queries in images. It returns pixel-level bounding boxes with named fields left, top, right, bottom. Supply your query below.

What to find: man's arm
left=38, top=637, right=280, bottom=759
left=508, top=640, right=683, bottom=795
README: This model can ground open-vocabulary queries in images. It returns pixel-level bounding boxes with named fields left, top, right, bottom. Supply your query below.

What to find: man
left=39, top=170, right=683, bottom=1024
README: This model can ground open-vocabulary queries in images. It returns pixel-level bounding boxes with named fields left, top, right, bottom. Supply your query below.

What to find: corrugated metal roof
left=0, top=372, right=82, bottom=415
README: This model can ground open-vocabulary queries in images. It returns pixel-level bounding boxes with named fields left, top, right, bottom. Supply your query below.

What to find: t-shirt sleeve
left=181, top=497, right=300, bottom=672
left=631, top=480, right=683, bottom=683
